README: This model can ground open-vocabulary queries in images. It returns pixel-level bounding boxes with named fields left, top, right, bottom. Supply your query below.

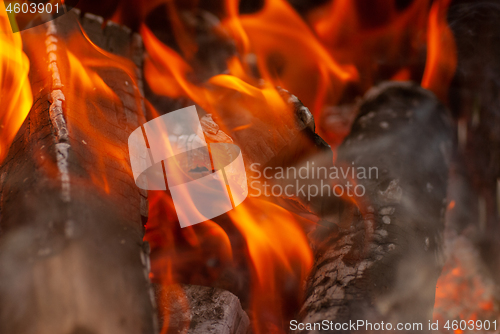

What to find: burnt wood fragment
left=155, top=284, right=250, bottom=334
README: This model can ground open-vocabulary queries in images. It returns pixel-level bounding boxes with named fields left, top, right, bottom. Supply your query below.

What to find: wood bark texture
left=296, top=82, right=455, bottom=333
left=0, top=11, right=156, bottom=334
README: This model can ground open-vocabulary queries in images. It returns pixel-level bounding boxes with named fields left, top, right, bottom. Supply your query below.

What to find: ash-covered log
left=0, top=11, right=156, bottom=334
left=295, top=82, right=454, bottom=333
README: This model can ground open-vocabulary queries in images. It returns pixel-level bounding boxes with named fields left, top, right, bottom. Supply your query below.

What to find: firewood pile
left=0, top=1, right=499, bottom=334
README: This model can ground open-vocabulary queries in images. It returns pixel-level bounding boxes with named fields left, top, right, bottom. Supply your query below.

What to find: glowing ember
left=434, top=235, right=498, bottom=334
left=61, top=23, right=142, bottom=193
left=421, top=0, right=457, bottom=103
left=228, top=198, right=313, bottom=334
left=139, top=0, right=462, bottom=331
left=223, top=0, right=358, bottom=118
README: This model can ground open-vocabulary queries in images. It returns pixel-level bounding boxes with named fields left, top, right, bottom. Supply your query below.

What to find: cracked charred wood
left=155, top=284, right=250, bottom=334
left=295, top=82, right=454, bottom=333
left=0, top=12, right=157, bottom=334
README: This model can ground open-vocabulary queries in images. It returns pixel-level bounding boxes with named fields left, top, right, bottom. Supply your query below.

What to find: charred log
left=0, top=11, right=156, bottom=334
left=155, top=284, right=250, bottom=334
left=296, top=82, right=454, bottom=333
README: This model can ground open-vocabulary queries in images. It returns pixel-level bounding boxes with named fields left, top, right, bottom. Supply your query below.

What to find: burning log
left=0, top=11, right=157, bottom=334
left=141, top=6, right=331, bottom=191
left=296, top=82, right=454, bottom=332
left=155, top=284, right=250, bottom=334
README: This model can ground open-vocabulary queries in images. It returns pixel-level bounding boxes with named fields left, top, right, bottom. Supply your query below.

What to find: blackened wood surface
left=0, top=11, right=156, bottom=334
left=296, top=82, right=454, bottom=333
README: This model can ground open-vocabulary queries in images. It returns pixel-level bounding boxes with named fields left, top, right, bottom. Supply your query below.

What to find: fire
left=307, top=0, right=433, bottom=93
left=142, top=25, right=200, bottom=101
left=61, top=24, right=142, bottom=193
left=145, top=191, right=234, bottom=333
left=146, top=192, right=233, bottom=285
left=142, top=23, right=292, bottom=125
left=421, top=0, right=457, bottom=102
left=0, top=0, right=465, bottom=332
left=0, top=3, right=32, bottom=163
left=145, top=190, right=312, bottom=333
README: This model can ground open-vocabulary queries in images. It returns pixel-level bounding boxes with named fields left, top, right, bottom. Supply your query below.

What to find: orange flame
left=142, top=23, right=290, bottom=115
left=223, top=0, right=358, bottom=118
left=0, top=0, right=469, bottom=332
left=139, top=2, right=460, bottom=331
left=0, top=3, right=32, bottom=163
left=143, top=22, right=313, bottom=330
left=434, top=237, right=498, bottom=332
left=228, top=198, right=312, bottom=333
left=216, top=0, right=457, bottom=148
left=117, top=0, right=459, bottom=332
left=421, top=0, right=457, bottom=102
left=308, top=0, right=430, bottom=89
left=145, top=193, right=313, bottom=334
left=144, top=190, right=235, bottom=333
left=59, top=24, right=143, bottom=193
